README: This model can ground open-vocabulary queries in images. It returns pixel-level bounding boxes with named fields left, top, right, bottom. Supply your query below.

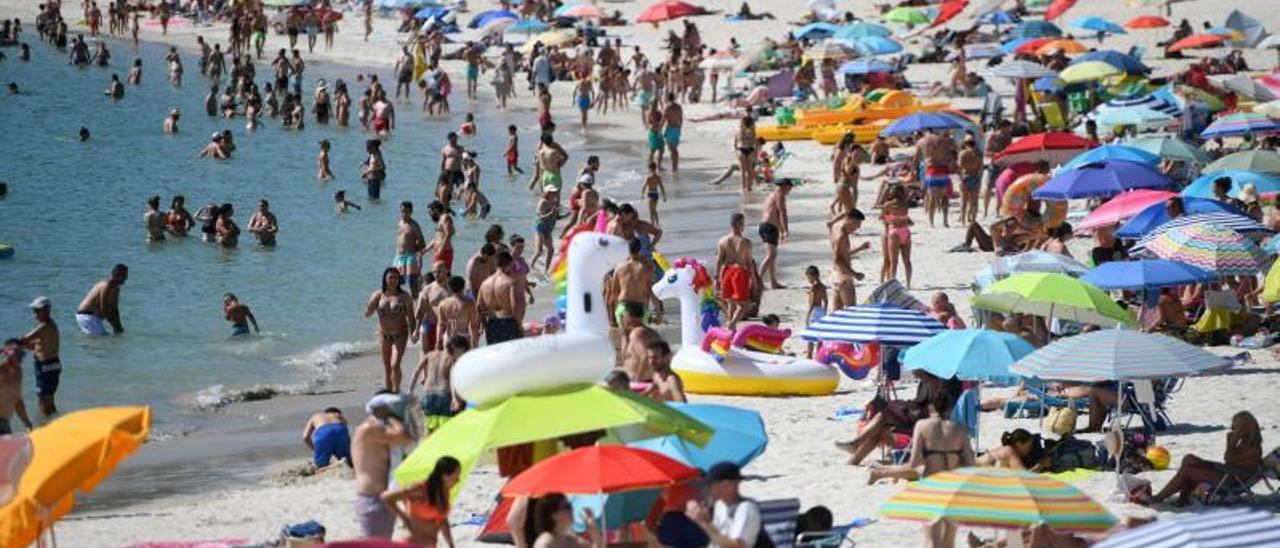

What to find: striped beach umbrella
left=1132, top=213, right=1271, bottom=244
left=1200, top=112, right=1280, bottom=139
left=947, top=42, right=1003, bottom=60
left=1096, top=508, right=1280, bottom=548
left=882, top=467, right=1115, bottom=533
left=972, top=273, right=1134, bottom=326
left=1129, top=136, right=1211, bottom=164
left=1137, top=222, right=1267, bottom=275
left=984, top=60, right=1058, bottom=80
left=989, top=250, right=1090, bottom=279
left=799, top=303, right=945, bottom=346
left=1115, top=198, right=1249, bottom=239
left=1010, top=330, right=1228, bottom=381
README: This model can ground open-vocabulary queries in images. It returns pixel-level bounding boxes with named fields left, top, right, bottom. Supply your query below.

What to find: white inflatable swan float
left=651, top=261, right=838, bottom=396
left=451, top=231, right=630, bottom=405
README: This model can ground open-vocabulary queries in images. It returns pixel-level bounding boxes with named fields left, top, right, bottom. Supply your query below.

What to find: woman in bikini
left=879, top=183, right=915, bottom=289
left=733, top=116, right=758, bottom=195
left=382, top=456, right=461, bottom=547
left=364, top=268, right=417, bottom=393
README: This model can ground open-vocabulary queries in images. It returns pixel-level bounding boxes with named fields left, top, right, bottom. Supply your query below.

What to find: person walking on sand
left=365, top=268, right=417, bottom=393
left=222, top=293, right=260, bottom=336
left=382, top=456, right=462, bottom=547
left=477, top=252, right=524, bottom=345
left=1, top=340, right=35, bottom=435
left=19, top=297, right=61, bottom=416
left=436, top=276, right=481, bottom=348
left=76, top=264, right=127, bottom=335
left=715, top=213, right=757, bottom=329
left=734, top=116, right=758, bottom=194
left=830, top=210, right=870, bottom=310
left=759, top=179, right=792, bottom=289
left=573, top=77, right=593, bottom=128
left=879, top=184, right=915, bottom=289
left=353, top=393, right=412, bottom=539
left=410, top=334, right=469, bottom=430
left=662, top=92, right=684, bottom=172
left=641, top=162, right=667, bottom=227
left=917, top=129, right=957, bottom=228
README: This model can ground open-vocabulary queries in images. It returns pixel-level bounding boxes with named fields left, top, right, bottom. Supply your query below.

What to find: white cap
left=29, top=296, right=51, bottom=309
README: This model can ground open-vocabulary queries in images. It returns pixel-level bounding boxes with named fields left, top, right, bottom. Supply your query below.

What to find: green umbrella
left=972, top=272, right=1135, bottom=326
left=884, top=7, right=929, bottom=25
left=1129, top=136, right=1212, bottom=165
left=1059, top=61, right=1122, bottom=84
left=1204, top=149, right=1280, bottom=175
left=393, top=384, right=711, bottom=491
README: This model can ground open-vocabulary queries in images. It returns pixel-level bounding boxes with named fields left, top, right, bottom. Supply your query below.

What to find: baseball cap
left=707, top=461, right=743, bottom=482
left=29, top=296, right=51, bottom=309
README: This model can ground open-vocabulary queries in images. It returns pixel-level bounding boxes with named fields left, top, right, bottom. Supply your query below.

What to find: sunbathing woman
left=835, top=370, right=961, bottom=465
left=1145, top=411, right=1263, bottom=506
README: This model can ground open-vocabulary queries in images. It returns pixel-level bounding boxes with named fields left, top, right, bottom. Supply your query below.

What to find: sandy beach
left=4, top=0, right=1280, bottom=545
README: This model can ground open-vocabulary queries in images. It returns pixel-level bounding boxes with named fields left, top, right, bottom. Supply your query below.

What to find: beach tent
left=1225, top=10, right=1268, bottom=48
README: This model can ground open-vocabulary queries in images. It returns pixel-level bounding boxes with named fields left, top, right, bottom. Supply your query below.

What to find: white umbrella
left=1208, top=74, right=1277, bottom=102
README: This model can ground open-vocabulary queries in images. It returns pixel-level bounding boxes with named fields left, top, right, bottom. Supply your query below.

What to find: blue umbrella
left=469, top=9, right=517, bottom=28
left=800, top=303, right=946, bottom=345
left=851, top=35, right=904, bottom=55
left=414, top=5, right=452, bottom=19
left=834, top=21, right=893, bottom=40
left=630, top=403, right=767, bottom=471
left=880, top=112, right=965, bottom=137
left=1116, top=198, right=1246, bottom=238
left=981, top=10, right=1018, bottom=26
left=793, top=22, right=840, bottom=40
left=1032, top=160, right=1173, bottom=200
left=1180, top=170, right=1280, bottom=199
left=508, top=18, right=551, bottom=35
left=837, top=58, right=896, bottom=75
left=570, top=489, right=663, bottom=530
left=1057, top=145, right=1160, bottom=172
left=1009, top=20, right=1063, bottom=39
left=1080, top=259, right=1217, bottom=291
left=1070, top=50, right=1148, bottom=74
left=1071, top=16, right=1126, bottom=35
left=902, top=329, right=1034, bottom=384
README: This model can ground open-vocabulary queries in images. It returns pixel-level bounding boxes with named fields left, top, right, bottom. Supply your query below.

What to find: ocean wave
left=190, top=340, right=374, bottom=411
left=190, top=382, right=313, bottom=411
left=280, top=340, right=375, bottom=370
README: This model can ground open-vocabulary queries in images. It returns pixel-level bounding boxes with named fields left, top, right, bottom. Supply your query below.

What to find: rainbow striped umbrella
left=1010, top=330, right=1227, bottom=381
left=881, top=467, right=1115, bottom=533
left=1200, top=112, right=1280, bottom=139
left=1139, top=223, right=1266, bottom=275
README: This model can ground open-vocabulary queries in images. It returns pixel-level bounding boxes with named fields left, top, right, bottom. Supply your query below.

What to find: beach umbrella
left=1011, top=330, right=1227, bottom=381
left=803, top=41, right=857, bottom=62
left=1097, top=508, right=1280, bottom=548
left=1205, top=26, right=1245, bottom=41
left=792, top=22, right=839, bottom=40
left=636, top=0, right=701, bottom=24
left=879, top=112, right=964, bottom=137
left=1136, top=223, right=1267, bottom=275
left=834, top=21, right=892, bottom=40
left=1129, top=136, right=1211, bottom=164
left=1090, top=105, right=1174, bottom=127
left=1259, top=34, right=1280, bottom=50
left=931, top=0, right=969, bottom=27
left=985, top=59, right=1057, bottom=79
left=1043, top=0, right=1076, bottom=21
left=1058, top=145, right=1160, bottom=173
left=414, top=5, right=452, bottom=20
left=1034, top=38, right=1088, bottom=55
left=800, top=302, right=946, bottom=346
left=1207, top=74, right=1277, bottom=102
left=902, top=329, right=1035, bottom=383
left=1124, top=15, right=1169, bottom=29
left=850, top=35, right=904, bottom=55
left=1009, top=20, right=1063, bottom=39
left=1180, top=170, right=1280, bottom=200
left=1200, top=112, right=1280, bottom=139
left=1076, top=189, right=1177, bottom=232
left=1205, top=149, right=1280, bottom=175
left=1168, top=33, right=1228, bottom=53
left=949, top=42, right=1004, bottom=60
left=836, top=58, right=896, bottom=75
left=506, top=18, right=550, bottom=35
left=981, top=10, right=1018, bottom=26
left=560, top=3, right=605, bottom=18
left=994, top=132, right=1097, bottom=166
left=502, top=446, right=698, bottom=496
left=394, top=384, right=711, bottom=489
left=261, top=0, right=307, bottom=6
left=883, top=7, right=929, bottom=25
left=0, top=407, right=151, bottom=548
left=971, top=272, right=1135, bottom=326
left=1132, top=213, right=1271, bottom=246
left=1033, top=160, right=1173, bottom=200
left=1071, top=16, right=1126, bottom=35
left=468, top=9, right=517, bottom=28
left=882, top=467, right=1115, bottom=533
left=1001, top=36, right=1050, bottom=53
left=1225, top=10, right=1268, bottom=47
left=1259, top=74, right=1280, bottom=98
left=1058, top=61, right=1122, bottom=83
left=1257, top=101, right=1280, bottom=117
left=1115, top=197, right=1247, bottom=238
left=520, top=29, right=576, bottom=51
left=1081, top=259, right=1217, bottom=291
left=1070, top=50, right=1149, bottom=74
left=631, top=403, right=768, bottom=471
left=988, top=250, right=1091, bottom=280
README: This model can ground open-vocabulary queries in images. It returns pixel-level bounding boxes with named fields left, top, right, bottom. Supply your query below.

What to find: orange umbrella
left=1013, top=37, right=1056, bottom=54
left=1124, top=15, right=1169, bottom=29
left=931, top=0, right=968, bottom=27
left=1168, top=33, right=1227, bottom=52
left=1035, top=39, right=1087, bottom=55
left=636, top=0, right=701, bottom=24
left=1044, top=0, right=1076, bottom=20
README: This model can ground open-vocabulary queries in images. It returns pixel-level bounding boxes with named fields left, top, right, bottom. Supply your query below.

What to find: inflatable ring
left=1001, top=173, right=1066, bottom=227
left=0, top=243, right=13, bottom=259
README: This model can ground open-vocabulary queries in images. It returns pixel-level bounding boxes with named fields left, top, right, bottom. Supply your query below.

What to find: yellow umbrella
left=519, top=29, right=576, bottom=53
left=0, top=407, right=151, bottom=548
left=1262, top=255, right=1280, bottom=303
left=1036, top=39, right=1088, bottom=55
left=1059, top=61, right=1123, bottom=83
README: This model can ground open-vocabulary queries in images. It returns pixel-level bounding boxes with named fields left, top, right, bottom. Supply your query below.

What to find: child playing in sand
left=317, top=139, right=333, bottom=181
left=804, top=265, right=827, bottom=358
left=334, top=190, right=361, bottom=213
left=505, top=125, right=523, bottom=178
left=222, top=293, right=260, bottom=336
left=641, top=161, right=667, bottom=227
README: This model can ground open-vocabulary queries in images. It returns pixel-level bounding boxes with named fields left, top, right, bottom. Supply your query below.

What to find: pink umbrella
left=562, top=4, right=605, bottom=18
left=1075, top=189, right=1178, bottom=233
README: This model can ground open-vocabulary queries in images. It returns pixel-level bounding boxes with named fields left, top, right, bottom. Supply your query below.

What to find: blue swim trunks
left=962, top=174, right=980, bottom=190
left=663, top=126, right=682, bottom=148
left=648, top=130, right=664, bottom=151
left=231, top=323, right=251, bottom=336
left=312, top=422, right=351, bottom=467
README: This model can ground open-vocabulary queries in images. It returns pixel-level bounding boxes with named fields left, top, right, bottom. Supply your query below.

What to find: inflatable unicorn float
left=651, top=258, right=839, bottom=396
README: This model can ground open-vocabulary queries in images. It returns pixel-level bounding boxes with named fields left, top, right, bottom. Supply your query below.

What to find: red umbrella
left=994, top=132, right=1097, bottom=166
left=931, top=0, right=968, bottom=27
left=1013, top=37, right=1055, bottom=54
left=1167, top=33, right=1228, bottom=53
left=636, top=0, right=702, bottom=24
left=1124, top=15, right=1169, bottom=29
left=1043, top=0, right=1076, bottom=21
left=502, top=446, right=699, bottom=496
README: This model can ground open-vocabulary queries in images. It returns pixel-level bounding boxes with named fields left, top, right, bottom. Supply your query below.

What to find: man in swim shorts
left=476, top=252, right=524, bottom=344
left=352, top=393, right=411, bottom=538
left=395, top=201, right=427, bottom=296
left=537, top=133, right=568, bottom=193
left=645, top=100, right=665, bottom=167
left=662, top=92, right=684, bottom=172
left=715, top=213, right=757, bottom=329
left=609, top=239, right=656, bottom=338
left=20, top=297, right=61, bottom=415
left=222, top=293, right=261, bottom=336
left=303, top=407, right=351, bottom=469
left=440, top=132, right=465, bottom=187
left=76, top=264, right=127, bottom=335
left=411, top=334, right=469, bottom=432
left=829, top=210, right=870, bottom=310
left=758, top=179, right=792, bottom=290
left=917, top=129, right=957, bottom=228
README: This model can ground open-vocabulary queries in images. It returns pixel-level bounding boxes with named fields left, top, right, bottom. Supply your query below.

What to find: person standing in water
left=19, top=297, right=61, bottom=416
left=246, top=199, right=278, bottom=247
left=1, top=340, right=35, bottom=434
left=222, top=293, right=260, bottom=336
left=166, top=195, right=195, bottom=237
left=662, top=91, right=684, bottom=172
left=144, top=195, right=166, bottom=242
left=362, top=139, right=386, bottom=199
left=76, top=264, right=127, bottom=335
left=317, top=139, right=333, bottom=180
left=394, top=201, right=427, bottom=297
left=163, top=108, right=180, bottom=133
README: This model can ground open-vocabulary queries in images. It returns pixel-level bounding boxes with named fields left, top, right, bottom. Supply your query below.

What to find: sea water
left=0, top=35, right=615, bottom=434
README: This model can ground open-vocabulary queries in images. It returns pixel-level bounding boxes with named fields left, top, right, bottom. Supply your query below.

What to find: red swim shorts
left=721, top=264, right=751, bottom=302
left=434, top=244, right=454, bottom=272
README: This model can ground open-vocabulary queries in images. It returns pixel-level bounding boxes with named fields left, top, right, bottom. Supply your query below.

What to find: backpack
left=1049, top=436, right=1101, bottom=472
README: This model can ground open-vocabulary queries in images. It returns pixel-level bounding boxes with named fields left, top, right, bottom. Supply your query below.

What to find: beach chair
left=1203, top=457, right=1279, bottom=505
left=1003, top=383, right=1088, bottom=419
left=759, top=498, right=802, bottom=548
left=1110, top=379, right=1173, bottom=432
left=795, top=519, right=873, bottom=547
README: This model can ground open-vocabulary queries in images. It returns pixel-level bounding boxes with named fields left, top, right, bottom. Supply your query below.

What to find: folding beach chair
left=1110, top=379, right=1173, bottom=432
left=1003, top=383, right=1089, bottom=419
left=1203, top=458, right=1279, bottom=505
left=759, top=498, right=802, bottom=548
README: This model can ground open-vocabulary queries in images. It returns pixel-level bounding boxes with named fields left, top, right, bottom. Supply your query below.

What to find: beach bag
left=1045, top=404, right=1077, bottom=437
left=1048, top=436, right=1101, bottom=472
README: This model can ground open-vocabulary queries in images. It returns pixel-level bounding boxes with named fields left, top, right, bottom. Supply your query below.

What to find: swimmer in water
left=335, top=190, right=362, bottom=213
left=198, top=132, right=228, bottom=159
left=105, top=73, right=123, bottom=99
left=222, top=293, right=260, bottom=336
left=246, top=199, right=279, bottom=247
left=78, top=127, right=90, bottom=141
left=317, top=140, right=333, bottom=181
left=163, top=108, right=180, bottom=133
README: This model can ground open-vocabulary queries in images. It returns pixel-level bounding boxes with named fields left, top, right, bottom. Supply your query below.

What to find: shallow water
left=0, top=35, right=597, bottom=432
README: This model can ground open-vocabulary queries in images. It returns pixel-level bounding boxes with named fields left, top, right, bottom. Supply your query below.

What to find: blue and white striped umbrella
left=800, top=303, right=945, bottom=346
left=1010, top=330, right=1228, bottom=382
left=1096, top=508, right=1280, bottom=548
left=1130, top=212, right=1272, bottom=253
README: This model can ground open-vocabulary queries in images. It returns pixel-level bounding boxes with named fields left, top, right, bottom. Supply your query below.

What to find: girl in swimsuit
left=166, top=196, right=194, bottom=237
left=364, top=268, right=417, bottom=392
left=734, top=116, right=758, bottom=194
left=879, top=184, right=915, bottom=289
left=382, top=456, right=461, bottom=547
